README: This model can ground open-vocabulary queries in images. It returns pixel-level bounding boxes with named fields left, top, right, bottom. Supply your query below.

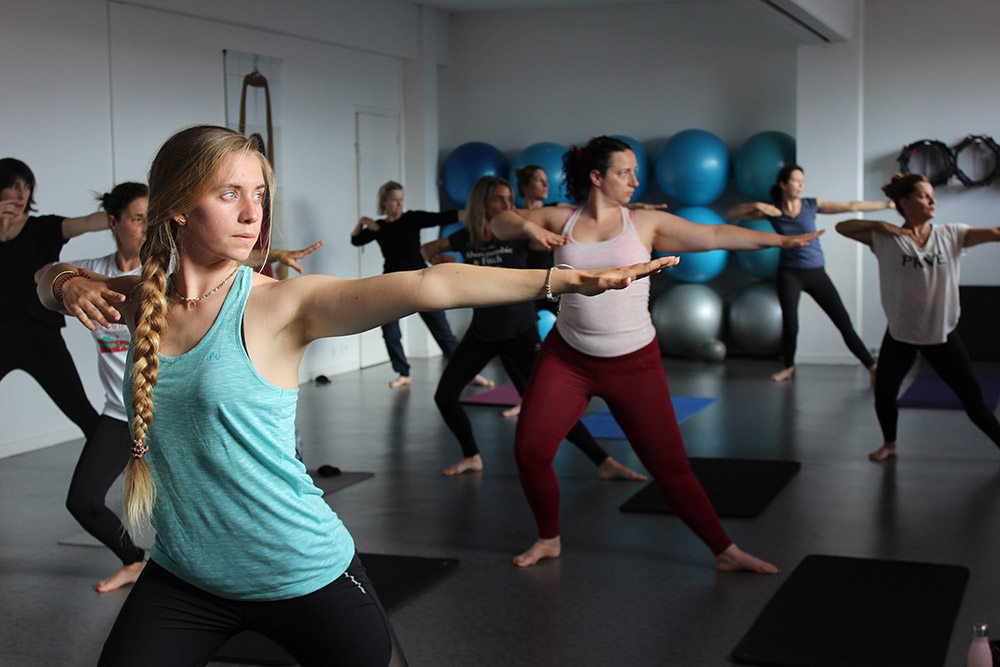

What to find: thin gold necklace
left=170, top=267, right=239, bottom=309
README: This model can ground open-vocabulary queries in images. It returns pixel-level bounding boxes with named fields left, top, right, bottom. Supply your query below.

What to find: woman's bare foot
left=389, top=375, right=411, bottom=389
left=442, top=455, right=483, bottom=476
left=469, top=374, right=494, bottom=388
left=771, top=366, right=794, bottom=382
left=96, top=561, right=145, bottom=593
left=513, top=536, right=561, bottom=567
left=715, top=544, right=780, bottom=574
left=868, top=443, right=897, bottom=462
left=501, top=403, right=521, bottom=418
left=598, top=457, right=648, bottom=481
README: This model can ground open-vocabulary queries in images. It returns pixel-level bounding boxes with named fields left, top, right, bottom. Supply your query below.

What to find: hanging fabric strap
left=239, top=70, right=274, bottom=168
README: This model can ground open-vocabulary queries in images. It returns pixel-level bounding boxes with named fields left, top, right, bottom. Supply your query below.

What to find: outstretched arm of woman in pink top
left=636, top=208, right=823, bottom=255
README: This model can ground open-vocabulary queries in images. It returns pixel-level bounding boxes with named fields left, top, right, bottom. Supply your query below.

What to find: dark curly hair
left=562, top=136, right=631, bottom=203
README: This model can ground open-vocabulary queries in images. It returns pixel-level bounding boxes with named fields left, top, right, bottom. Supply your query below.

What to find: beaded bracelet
left=544, top=264, right=575, bottom=303
left=52, top=269, right=90, bottom=304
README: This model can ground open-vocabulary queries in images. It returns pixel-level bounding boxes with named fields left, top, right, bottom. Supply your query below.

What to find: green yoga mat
left=732, top=554, right=969, bottom=667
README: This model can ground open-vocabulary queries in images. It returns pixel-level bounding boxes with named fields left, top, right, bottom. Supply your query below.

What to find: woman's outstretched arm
left=294, top=258, right=676, bottom=342
left=491, top=208, right=568, bottom=249
left=835, top=218, right=913, bottom=247
left=61, top=211, right=109, bottom=240
left=816, top=198, right=894, bottom=214
left=963, top=226, right=1000, bottom=248
left=642, top=209, right=821, bottom=254
left=36, top=262, right=139, bottom=330
left=726, top=202, right=781, bottom=220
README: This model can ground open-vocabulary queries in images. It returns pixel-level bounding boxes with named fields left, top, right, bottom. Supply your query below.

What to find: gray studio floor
left=2, top=355, right=1000, bottom=666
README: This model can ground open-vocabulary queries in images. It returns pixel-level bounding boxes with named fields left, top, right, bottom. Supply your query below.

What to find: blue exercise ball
left=734, top=219, right=779, bottom=280
left=537, top=309, right=557, bottom=340
left=510, top=142, right=570, bottom=206
left=436, top=221, right=464, bottom=264
left=611, top=134, right=651, bottom=203
left=728, top=282, right=782, bottom=355
left=655, top=129, right=730, bottom=206
left=441, top=142, right=509, bottom=208
left=734, top=131, right=796, bottom=202
left=664, top=207, right=730, bottom=283
left=651, top=284, right=724, bottom=358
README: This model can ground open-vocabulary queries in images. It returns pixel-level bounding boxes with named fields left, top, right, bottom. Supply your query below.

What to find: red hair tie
left=131, top=439, right=149, bottom=458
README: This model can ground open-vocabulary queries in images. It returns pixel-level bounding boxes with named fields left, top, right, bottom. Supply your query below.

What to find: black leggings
left=874, top=330, right=1000, bottom=447
left=0, top=322, right=99, bottom=438
left=434, top=326, right=609, bottom=465
left=775, top=266, right=874, bottom=370
left=65, top=416, right=144, bottom=566
left=98, top=556, right=407, bottom=667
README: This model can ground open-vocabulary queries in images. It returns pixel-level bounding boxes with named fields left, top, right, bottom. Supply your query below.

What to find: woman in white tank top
left=492, top=136, right=821, bottom=572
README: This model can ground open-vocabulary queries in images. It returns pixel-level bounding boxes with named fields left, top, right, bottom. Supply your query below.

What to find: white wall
left=0, top=0, right=437, bottom=457
left=439, top=2, right=798, bottom=157
left=858, top=0, right=1000, bottom=344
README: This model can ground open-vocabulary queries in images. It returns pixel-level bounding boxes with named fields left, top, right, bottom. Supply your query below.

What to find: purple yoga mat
left=459, top=383, right=521, bottom=406
left=897, top=371, right=1000, bottom=409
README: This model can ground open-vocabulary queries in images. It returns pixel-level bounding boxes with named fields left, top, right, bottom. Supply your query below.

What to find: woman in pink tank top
left=492, top=136, right=821, bottom=572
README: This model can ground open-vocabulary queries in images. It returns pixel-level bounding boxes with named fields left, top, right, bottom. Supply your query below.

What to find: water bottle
left=968, top=623, right=992, bottom=667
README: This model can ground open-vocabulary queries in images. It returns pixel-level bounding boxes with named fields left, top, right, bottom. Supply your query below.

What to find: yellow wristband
left=50, top=270, right=77, bottom=303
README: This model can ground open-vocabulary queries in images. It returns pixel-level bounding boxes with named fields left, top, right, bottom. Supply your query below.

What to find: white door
left=355, top=110, right=401, bottom=368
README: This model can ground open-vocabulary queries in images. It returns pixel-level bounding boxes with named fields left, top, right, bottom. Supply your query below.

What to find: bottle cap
left=973, top=623, right=989, bottom=638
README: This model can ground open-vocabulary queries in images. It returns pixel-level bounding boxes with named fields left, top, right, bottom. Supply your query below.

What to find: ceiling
left=413, top=0, right=713, bottom=13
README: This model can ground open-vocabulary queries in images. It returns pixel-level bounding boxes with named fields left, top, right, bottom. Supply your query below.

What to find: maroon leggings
left=514, top=328, right=732, bottom=555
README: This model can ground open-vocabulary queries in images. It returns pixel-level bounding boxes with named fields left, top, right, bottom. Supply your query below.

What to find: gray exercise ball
left=699, top=338, right=727, bottom=363
left=652, top=284, right=724, bottom=358
left=728, top=282, right=782, bottom=355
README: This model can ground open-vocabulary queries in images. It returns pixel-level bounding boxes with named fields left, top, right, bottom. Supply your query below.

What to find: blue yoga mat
left=582, top=397, right=717, bottom=439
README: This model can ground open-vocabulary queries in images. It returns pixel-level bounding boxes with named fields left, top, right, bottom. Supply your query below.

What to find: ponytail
left=562, top=136, right=630, bottom=203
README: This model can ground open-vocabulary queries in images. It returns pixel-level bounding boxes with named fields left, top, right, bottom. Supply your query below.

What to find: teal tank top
left=125, top=266, right=354, bottom=600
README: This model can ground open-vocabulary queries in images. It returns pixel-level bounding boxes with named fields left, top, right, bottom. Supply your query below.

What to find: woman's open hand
left=60, top=277, right=127, bottom=331
left=566, top=256, right=679, bottom=297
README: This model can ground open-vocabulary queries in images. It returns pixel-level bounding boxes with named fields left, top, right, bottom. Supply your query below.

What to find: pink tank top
left=554, top=207, right=656, bottom=357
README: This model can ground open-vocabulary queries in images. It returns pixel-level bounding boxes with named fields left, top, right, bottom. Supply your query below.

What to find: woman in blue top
left=40, top=125, right=672, bottom=666
left=728, top=164, right=892, bottom=382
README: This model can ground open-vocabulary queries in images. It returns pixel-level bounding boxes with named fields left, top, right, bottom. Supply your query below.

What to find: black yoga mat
left=897, top=371, right=1000, bottom=409
left=214, top=553, right=459, bottom=665
left=620, top=458, right=800, bottom=518
left=307, top=469, right=374, bottom=495
left=732, top=554, right=969, bottom=667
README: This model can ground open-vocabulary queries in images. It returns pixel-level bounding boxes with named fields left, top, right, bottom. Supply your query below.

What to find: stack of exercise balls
left=439, top=131, right=796, bottom=361
left=727, top=131, right=796, bottom=356
left=651, top=129, right=731, bottom=360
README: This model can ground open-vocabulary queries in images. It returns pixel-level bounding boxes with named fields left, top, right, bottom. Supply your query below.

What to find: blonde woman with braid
left=38, top=125, right=674, bottom=666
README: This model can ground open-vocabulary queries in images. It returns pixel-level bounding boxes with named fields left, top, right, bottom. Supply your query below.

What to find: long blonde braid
left=124, top=125, right=273, bottom=529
